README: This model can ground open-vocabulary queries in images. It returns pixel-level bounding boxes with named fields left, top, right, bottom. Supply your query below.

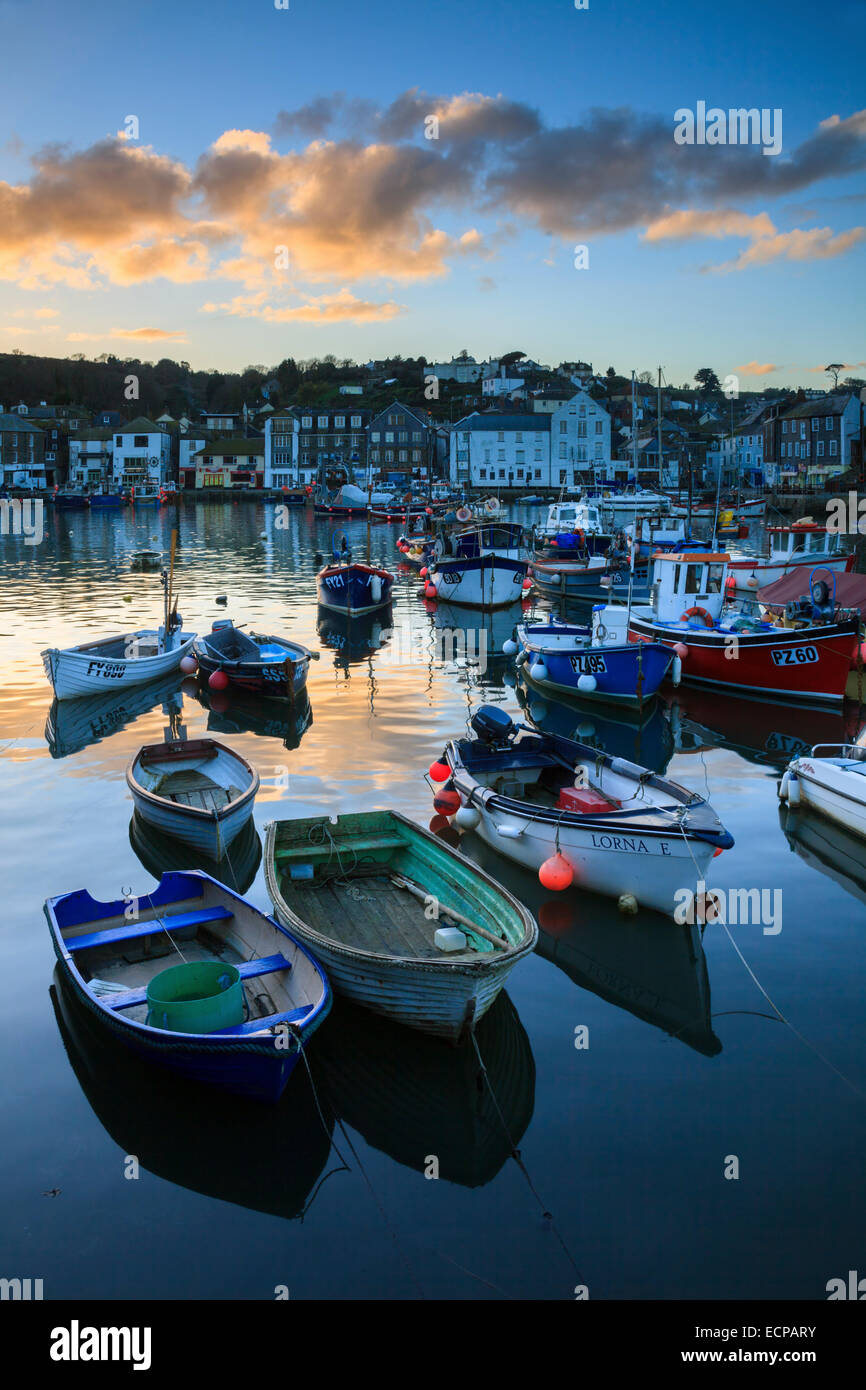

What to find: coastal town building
left=449, top=412, right=552, bottom=489
left=0, top=414, right=45, bottom=489
left=111, top=417, right=173, bottom=492
left=186, top=438, right=264, bottom=489
left=263, top=411, right=301, bottom=490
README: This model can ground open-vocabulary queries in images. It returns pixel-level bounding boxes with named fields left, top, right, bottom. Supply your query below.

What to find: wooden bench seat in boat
left=152, top=768, right=241, bottom=812
left=273, top=834, right=407, bottom=861
left=66, top=904, right=234, bottom=953
left=211, top=1004, right=314, bottom=1036
left=105, top=952, right=293, bottom=1010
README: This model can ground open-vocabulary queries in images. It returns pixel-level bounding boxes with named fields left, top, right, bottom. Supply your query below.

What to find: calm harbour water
left=1, top=499, right=865, bottom=1301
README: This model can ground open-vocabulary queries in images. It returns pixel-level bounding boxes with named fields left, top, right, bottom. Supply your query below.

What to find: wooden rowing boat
left=264, top=809, right=537, bottom=1042
left=193, top=619, right=315, bottom=699
left=126, top=738, right=258, bottom=860
left=44, top=870, right=332, bottom=1102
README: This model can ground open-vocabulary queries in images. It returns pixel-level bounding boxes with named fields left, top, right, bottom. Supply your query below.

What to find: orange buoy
left=208, top=669, right=230, bottom=691
left=433, top=788, right=461, bottom=816
left=538, top=852, right=573, bottom=891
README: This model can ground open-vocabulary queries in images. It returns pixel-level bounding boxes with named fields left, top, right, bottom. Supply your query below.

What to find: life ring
left=456, top=505, right=471, bottom=522
left=681, top=606, right=714, bottom=627
left=484, top=497, right=499, bottom=514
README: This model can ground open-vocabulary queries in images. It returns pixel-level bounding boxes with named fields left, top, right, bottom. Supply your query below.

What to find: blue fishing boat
left=532, top=555, right=649, bottom=603
left=44, top=871, right=331, bottom=1103
left=54, top=491, right=90, bottom=510
left=316, top=534, right=394, bottom=615
left=516, top=610, right=675, bottom=706
left=89, top=492, right=125, bottom=509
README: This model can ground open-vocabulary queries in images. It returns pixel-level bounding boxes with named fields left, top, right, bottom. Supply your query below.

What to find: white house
left=449, top=413, right=552, bottom=489
left=263, top=411, right=300, bottom=489
left=482, top=368, right=526, bottom=399
left=111, top=417, right=172, bottom=491
left=549, top=391, right=612, bottom=486
left=427, top=356, right=484, bottom=385
left=68, top=427, right=116, bottom=490
left=178, top=431, right=211, bottom=488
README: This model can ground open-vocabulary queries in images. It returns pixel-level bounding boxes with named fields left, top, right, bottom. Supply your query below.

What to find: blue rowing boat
left=44, top=871, right=331, bottom=1102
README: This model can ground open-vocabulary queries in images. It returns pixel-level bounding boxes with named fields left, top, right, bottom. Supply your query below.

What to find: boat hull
left=316, top=563, right=394, bottom=615
left=463, top=795, right=719, bottom=917
left=533, top=561, right=650, bottom=603
left=519, top=633, right=673, bottom=706
left=129, top=784, right=256, bottom=860
left=786, top=758, right=866, bottom=840
left=193, top=644, right=311, bottom=700
left=42, top=632, right=197, bottom=701
left=629, top=614, right=858, bottom=702
left=429, top=553, right=528, bottom=609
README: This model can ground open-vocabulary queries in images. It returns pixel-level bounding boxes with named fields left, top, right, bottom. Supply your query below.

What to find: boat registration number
left=771, top=645, right=819, bottom=666
left=568, top=654, right=607, bottom=675
left=86, top=660, right=126, bottom=678
left=440, top=571, right=462, bottom=584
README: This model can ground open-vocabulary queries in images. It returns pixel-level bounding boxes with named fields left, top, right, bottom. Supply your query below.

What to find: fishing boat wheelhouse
left=628, top=551, right=859, bottom=703
left=726, top=520, right=854, bottom=596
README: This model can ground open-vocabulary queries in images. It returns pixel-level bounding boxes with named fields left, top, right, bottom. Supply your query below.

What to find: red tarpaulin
left=759, top=568, right=866, bottom=614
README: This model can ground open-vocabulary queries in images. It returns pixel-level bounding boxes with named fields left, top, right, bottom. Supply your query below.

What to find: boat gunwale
left=264, top=810, right=537, bottom=970
left=126, top=738, right=260, bottom=823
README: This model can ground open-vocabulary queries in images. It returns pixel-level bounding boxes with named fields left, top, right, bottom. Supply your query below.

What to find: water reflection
left=129, top=810, right=262, bottom=895
left=44, top=677, right=185, bottom=759
left=663, top=686, right=865, bottom=769
left=514, top=673, right=674, bottom=773
left=312, top=991, right=535, bottom=1188
left=779, top=802, right=866, bottom=907
left=187, top=680, right=313, bottom=751
left=51, top=976, right=336, bottom=1221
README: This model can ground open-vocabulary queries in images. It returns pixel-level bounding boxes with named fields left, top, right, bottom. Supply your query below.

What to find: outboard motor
left=471, top=705, right=517, bottom=746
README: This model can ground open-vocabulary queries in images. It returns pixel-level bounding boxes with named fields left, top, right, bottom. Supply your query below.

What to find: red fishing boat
left=627, top=552, right=859, bottom=704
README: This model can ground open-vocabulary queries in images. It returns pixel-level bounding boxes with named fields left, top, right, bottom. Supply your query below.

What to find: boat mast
left=657, top=366, right=663, bottom=493
left=631, top=371, right=638, bottom=483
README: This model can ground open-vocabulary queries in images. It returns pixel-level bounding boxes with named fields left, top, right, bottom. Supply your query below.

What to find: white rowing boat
left=127, top=738, right=259, bottom=860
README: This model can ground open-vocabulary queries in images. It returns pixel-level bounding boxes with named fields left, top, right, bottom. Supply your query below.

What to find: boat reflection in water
left=50, top=977, right=335, bottom=1221
left=429, top=600, right=529, bottom=693
left=187, top=680, right=313, bottom=751
left=129, top=810, right=262, bottom=895
left=779, top=802, right=866, bottom=908
left=311, top=991, right=535, bottom=1188
left=663, top=684, right=865, bottom=770
left=44, top=675, right=184, bottom=759
left=316, top=604, right=393, bottom=671
left=514, top=673, right=674, bottom=775
left=454, top=836, right=721, bottom=1057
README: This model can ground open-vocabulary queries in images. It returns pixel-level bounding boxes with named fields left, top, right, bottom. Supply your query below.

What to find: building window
left=825, top=417, right=832, bottom=430
left=334, top=416, right=345, bottom=428
left=497, top=432, right=505, bottom=443
left=817, top=441, right=824, bottom=457
left=811, top=418, right=819, bottom=431
left=559, top=421, right=567, bottom=434
left=371, top=432, right=380, bottom=442
left=302, top=417, right=312, bottom=428
left=318, top=416, right=328, bottom=427
left=479, top=468, right=486, bottom=480
left=559, top=470, right=566, bottom=483
left=351, top=416, right=362, bottom=427
left=499, top=469, right=505, bottom=479
left=829, top=440, right=838, bottom=456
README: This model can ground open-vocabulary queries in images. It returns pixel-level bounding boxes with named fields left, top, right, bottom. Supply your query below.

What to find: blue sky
left=0, top=0, right=863, bottom=386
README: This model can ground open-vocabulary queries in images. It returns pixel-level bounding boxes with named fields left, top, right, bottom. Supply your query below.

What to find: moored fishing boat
left=42, top=624, right=196, bottom=700
left=193, top=618, right=315, bottom=699
left=44, top=870, right=332, bottom=1103
left=779, top=731, right=866, bottom=840
left=628, top=551, right=859, bottom=703
left=425, top=522, right=531, bottom=609
left=264, top=809, right=537, bottom=1041
left=126, top=737, right=259, bottom=859
left=316, top=558, right=395, bottom=614
left=516, top=610, right=675, bottom=706
left=440, top=704, right=733, bottom=916
left=726, top=520, right=854, bottom=598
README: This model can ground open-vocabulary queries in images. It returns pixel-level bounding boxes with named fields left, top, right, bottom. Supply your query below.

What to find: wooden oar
left=389, top=873, right=509, bottom=950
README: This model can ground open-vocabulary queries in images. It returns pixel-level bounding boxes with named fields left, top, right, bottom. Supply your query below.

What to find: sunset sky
left=0, top=0, right=864, bottom=387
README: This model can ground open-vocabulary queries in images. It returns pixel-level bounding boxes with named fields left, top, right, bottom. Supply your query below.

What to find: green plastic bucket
left=145, top=961, right=244, bottom=1034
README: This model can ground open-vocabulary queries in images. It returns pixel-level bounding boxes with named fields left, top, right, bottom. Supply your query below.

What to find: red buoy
left=208, top=669, right=230, bottom=691
left=433, top=788, right=462, bottom=817
left=424, top=583, right=437, bottom=598
left=420, top=566, right=428, bottom=578
left=428, top=813, right=449, bottom=834
left=522, top=576, right=532, bottom=590
left=429, top=760, right=451, bottom=782
left=538, top=853, right=573, bottom=891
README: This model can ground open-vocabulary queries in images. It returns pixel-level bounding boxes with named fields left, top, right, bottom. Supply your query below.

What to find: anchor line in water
left=666, top=812, right=866, bottom=1104
left=470, top=1031, right=585, bottom=1288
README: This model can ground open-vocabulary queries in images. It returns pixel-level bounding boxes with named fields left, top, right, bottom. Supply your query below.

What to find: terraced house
left=0, top=414, right=45, bottom=489
left=186, top=438, right=264, bottom=489
left=774, top=393, right=862, bottom=486
left=367, top=401, right=433, bottom=480
left=111, top=417, right=172, bottom=492
left=296, top=407, right=368, bottom=484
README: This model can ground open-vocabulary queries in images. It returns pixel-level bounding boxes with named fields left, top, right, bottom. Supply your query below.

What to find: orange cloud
left=67, top=327, right=187, bottom=341
left=735, top=361, right=778, bottom=376
left=202, top=288, right=404, bottom=323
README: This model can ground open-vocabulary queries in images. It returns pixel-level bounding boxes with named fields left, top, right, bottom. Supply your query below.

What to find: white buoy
left=515, top=650, right=528, bottom=666
left=618, top=892, right=639, bottom=915
left=779, top=770, right=790, bottom=802
left=454, top=805, right=481, bottom=831
left=529, top=661, right=548, bottom=683
left=371, top=574, right=382, bottom=603
left=502, top=638, right=518, bottom=657
left=671, top=654, right=682, bottom=686
left=577, top=673, right=597, bottom=693
left=503, top=670, right=516, bottom=688
left=529, top=701, right=547, bottom=723
left=787, top=772, right=801, bottom=807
